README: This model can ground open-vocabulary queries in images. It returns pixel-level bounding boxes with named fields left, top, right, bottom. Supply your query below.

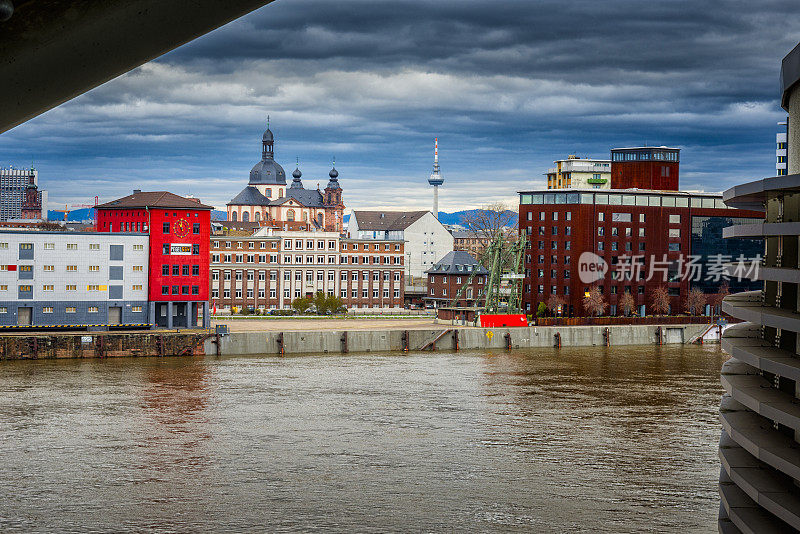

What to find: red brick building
left=610, top=147, right=680, bottom=190
left=425, top=251, right=488, bottom=308
left=96, top=190, right=213, bottom=327
left=518, top=189, right=763, bottom=317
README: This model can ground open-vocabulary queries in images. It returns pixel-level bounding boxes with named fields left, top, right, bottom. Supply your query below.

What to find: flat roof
left=611, top=146, right=680, bottom=151
left=0, top=229, right=147, bottom=236
left=518, top=187, right=723, bottom=197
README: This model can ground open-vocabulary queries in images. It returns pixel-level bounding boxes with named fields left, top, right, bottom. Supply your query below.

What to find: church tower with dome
left=226, top=120, right=345, bottom=233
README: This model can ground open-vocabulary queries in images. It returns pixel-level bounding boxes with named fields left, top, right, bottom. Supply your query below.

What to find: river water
left=0, top=345, right=725, bottom=533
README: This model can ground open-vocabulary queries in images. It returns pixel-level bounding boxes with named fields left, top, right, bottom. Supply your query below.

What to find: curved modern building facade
left=718, top=42, right=800, bottom=533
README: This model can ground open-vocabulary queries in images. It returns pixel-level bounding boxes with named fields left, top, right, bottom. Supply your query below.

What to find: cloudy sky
left=1, top=0, right=799, bottom=214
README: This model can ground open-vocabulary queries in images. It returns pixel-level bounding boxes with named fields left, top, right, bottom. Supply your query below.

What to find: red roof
left=96, top=191, right=214, bottom=210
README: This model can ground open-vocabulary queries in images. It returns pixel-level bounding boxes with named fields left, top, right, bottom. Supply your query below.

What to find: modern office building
left=545, top=155, right=610, bottom=189
left=209, top=229, right=405, bottom=310
left=0, top=230, right=149, bottom=326
left=610, top=146, right=680, bottom=190
left=95, top=190, right=213, bottom=328
left=348, top=210, right=454, bottom=278
left=716, top=40, right=800, bottom=533
left=517, top=189, right=762, bottom=316
left=425, top=251, right=488, bottom=308
left=0, top=166, right=47, bottom=221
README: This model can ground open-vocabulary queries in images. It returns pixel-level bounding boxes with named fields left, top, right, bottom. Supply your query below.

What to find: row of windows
left=212, top=240, right=402, bottom=252
left=213, top=270, right=402, bottom=283
left=212, top=288, right=401, bottom=300
left=1, top=265, right=143, bottom=272
left=211, top=253, right=403, bottom=265
left=1, top=284, right=144, bottom=291
left=161, top=285, right=201, bottom=295
left=161, top=264, right=201, bottom=276
left=0, top=305, right=141, bottom=314
left=4, top=243, right=144, bottom=251
left=520, top=192, right=727, bottom=208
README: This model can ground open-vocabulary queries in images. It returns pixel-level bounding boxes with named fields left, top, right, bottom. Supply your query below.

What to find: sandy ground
left=211, top=317, right=449, bottom=332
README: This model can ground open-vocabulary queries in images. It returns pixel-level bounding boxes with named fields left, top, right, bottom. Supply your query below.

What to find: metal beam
left=0, top=0, right=275, bottom=133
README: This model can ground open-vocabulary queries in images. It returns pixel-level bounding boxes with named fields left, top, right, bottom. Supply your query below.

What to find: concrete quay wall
left=207, top=323, right=709, bottom=356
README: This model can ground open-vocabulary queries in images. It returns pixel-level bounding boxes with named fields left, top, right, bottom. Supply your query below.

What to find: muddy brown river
left=0, top=344, right=726, bottom=532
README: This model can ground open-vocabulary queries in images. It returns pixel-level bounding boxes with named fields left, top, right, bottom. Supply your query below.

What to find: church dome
left=329, top=167, right=339, bottom=179
left=249, top=158, right=286, bottom=185
left=292, top=167, right=302, bottom=179
left=262, top=128, right=274, bottom=142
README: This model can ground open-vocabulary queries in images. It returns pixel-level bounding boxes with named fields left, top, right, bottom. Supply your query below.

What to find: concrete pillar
left=167, top=301, right=173, bottom=329
left=790, top=84, right=800, bottom=175
left=203, top=301, right=209, bottom=329
left=149, top=302, right=155, bottom=329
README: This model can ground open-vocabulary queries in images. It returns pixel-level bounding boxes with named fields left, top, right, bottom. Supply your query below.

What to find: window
left=66, top=243, right=77, bottom=250
left=193, top=265, right=200, bottom=276
left=65, top=307, right=76, bottom=313
left=669, top=214, right=681, bottom=224
left=133, top=265, right=143, bottom=272
left=88, top=307, right=99, bottom=313
left=639, top=228, right=645, bottom=237
left=182, top=286, right=190, bottom=295
left=163, top=222, right=170, bottom=233
left=668, top=243, right=681, bottom=251
left=192, top=244, right=200, bottom=255
left=87, top=285, right=100, bottom=291
left=44, top=243, right=55, bottom=250
left=668, top=228, right=680, bottom=238
left=172, top=285, right=180, bottom=295
left=639, top=214, right=645, bottom=223
left=598, top=212, right=604, bottom=222
left=192, top=286, right=200, bottom=295
left=193, top=223, right=200, bottom=234
left=67, top=285, right=78, bottom=291
left=173, top=265, right=179, bottom=276
left=133, top=285, right=143, bottom=291
left=43, top=265, right=54, bottom=272
left=89, top=243, right=100, bottom=250
left=89, top=266, right=99, bottom=272
left=134, top=244, right=144, bottom=251
left=182, top=265, right=190, bottom=276
left=163, top=244, right=170, bottom=255
left=43, top=285, right=54, bottom=291
left=0, top=243, right=7, bottom=249
left=162, top=286, right=169, bottom=295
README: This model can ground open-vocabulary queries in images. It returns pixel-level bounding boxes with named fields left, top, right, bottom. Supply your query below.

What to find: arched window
left=231, top=211, right=237, bottom=222
left=287, top=209, right=295, bottom=221
left=303, top=211, right=308, bottom=222
left=255, top=212, right=261, bottom=222
left=317, top=213, right=324, bottom=227
left=242, top=211, right=250, bottom=222
left=266, top=188, right=272, bottom=198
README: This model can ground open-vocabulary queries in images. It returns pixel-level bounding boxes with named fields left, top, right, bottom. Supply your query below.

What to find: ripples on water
left=0, top=345, right=726, bottom=533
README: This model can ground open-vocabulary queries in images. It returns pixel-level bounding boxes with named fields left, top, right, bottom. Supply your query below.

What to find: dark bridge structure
left=0, top=0, right=275, bottom=133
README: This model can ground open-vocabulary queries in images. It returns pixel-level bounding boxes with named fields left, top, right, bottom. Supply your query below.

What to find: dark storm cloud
left=1, top=0, right=799, bottom=211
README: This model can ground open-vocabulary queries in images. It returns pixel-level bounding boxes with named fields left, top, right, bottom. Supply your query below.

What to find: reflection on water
left=0, top=344, right=725, bottom=532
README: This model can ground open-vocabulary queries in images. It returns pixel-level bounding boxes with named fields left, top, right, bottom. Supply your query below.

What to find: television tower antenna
left=428, top=137, right=444, bottom=219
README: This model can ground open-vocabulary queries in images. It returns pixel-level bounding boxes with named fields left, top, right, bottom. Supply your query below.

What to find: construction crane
left=52, top=204, right=71, bottom=222
left=448, top=231, right=526, bottom=317
left=71, top=196, right=99, bottom=223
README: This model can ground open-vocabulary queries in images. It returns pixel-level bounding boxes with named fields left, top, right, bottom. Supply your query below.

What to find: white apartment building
left=778, top=120, right=788, bottom=176
left=348, top=210, right=454, bottom=278
left=546, top=155, right=611, bottom=189
left=0, top=230, right=149, bottom=326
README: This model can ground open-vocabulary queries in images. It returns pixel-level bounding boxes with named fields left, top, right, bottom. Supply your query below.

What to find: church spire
left=262, top=115, right=274, bottom=160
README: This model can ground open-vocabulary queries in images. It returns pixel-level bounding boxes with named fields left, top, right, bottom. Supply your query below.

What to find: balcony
left=722, top=323, right=800, bottom=383
left=722, top=221, right=800, bottom=239
left=722, top=173, right=800, bottom=211
left=722, top=291, right=800, bottom=334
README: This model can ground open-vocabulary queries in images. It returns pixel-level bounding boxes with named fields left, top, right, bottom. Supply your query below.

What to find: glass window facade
left=690, top=216, right=763, bottom=294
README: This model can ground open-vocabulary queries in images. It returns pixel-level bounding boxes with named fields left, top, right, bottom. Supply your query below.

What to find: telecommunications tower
left=428, top=137, right=444, bottom=219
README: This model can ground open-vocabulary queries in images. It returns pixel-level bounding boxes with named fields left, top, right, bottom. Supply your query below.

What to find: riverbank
left=206, top=323, right=710, bottom=356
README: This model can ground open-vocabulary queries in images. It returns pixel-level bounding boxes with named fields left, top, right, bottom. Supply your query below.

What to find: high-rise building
left=545, top=155, right=610, bottom=189
left=0, top=166, right=47, bottom=220
left=777, top=119, right=788, bottom=175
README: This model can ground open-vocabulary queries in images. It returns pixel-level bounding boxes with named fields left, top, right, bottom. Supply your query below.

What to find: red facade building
left=518, top=189, right=763, bottom=317
left=96, top=190, right=214, bottom=328
left=610, top=147, right=680, bottom=190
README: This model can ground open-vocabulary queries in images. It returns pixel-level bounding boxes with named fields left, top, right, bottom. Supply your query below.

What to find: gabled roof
left=426, top=250, right=489, bottom=275
left=285, top=187, right=324, bottom=208
left=96, top=191, right=213, bottom=210
left=352, top=210, right=429, bottom=231
left=227, top=186, right=269, bottom=206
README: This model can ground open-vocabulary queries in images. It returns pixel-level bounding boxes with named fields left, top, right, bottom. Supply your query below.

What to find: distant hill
left=207, top=209, right=518, bottom=227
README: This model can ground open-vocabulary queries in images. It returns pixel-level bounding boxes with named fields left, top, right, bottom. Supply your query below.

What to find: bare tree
left=685, top=288, right=706, bottom=316
left=583, top=287, right=606, bottom=316
left=547, top=294, right=565, bottom=316
left=619, top=292, right=635, bottom=316
left=651, top=286, right=671, bottom=315
left=712, top=282, right=730, bottom=315
left=459, top=202, right=517, bottom=242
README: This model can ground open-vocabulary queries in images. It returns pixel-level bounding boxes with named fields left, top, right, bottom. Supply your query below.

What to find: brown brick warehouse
left=519, top=148, right=763, bottom=317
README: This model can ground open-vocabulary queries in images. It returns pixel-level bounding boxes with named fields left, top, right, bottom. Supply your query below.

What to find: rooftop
left=96, top=191, right=214, bottom=210
left=426, top=250, right=489, bottom=275
left=352, top=210, right=430, bottom=231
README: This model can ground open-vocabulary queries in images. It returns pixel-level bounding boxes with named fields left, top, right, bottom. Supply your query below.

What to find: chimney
left=133, top=189, right=141, bottom=194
